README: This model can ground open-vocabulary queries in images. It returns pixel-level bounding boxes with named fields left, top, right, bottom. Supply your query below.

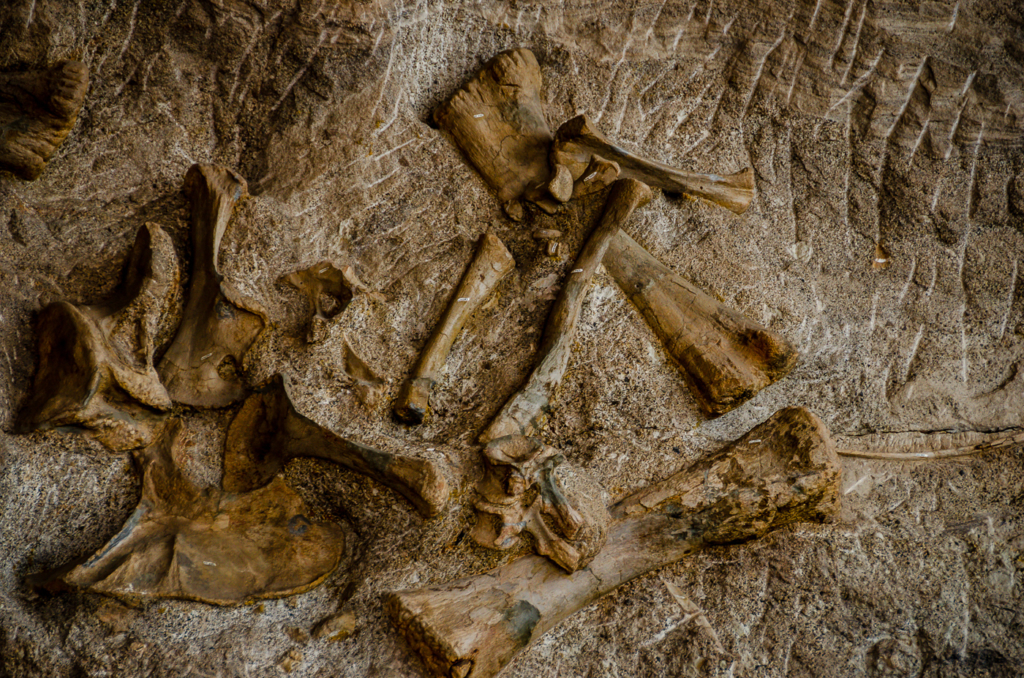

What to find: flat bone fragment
left=280, top=262, right=354, bottom=343
left=225, top=375, right=449, bottom=519
left=434, top=49, right=552, bottom=206
left=394, top=233, right=515, bottom=425
left=158, top=164, right=267, bottom=408
left=17, top=222, right=179, bottom=451
left=552, top=114, right=755, bottom=214
left=603, top=230, right=798, bottom=417
left=0, top=60, right=89, bottom=180
left=342, top=336, right=386, bottom=408
left=30, top=420, right=346, bottom=605
left=387, top=407, right=841, bottom=678
left=481, top=179, right=653, bottom=443
left=572, top=154, right=620, bottom=199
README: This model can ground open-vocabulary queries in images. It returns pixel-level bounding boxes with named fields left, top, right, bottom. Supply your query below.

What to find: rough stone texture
left=0, top=0, right=1021, bottom=677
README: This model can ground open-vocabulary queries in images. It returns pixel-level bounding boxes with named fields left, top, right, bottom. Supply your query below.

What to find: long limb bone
left=17, top=222, right=179, bottom=451
left=158, top=164, right=267, bottom=408
left=225, top=375, right=449, bottom=519
left=552, top=114, right=755, bottom=214
left=603, top=230, right=799, bottom=417
left=387, top=407, right=841, bottom=678
left=30, top=420, right=347, bottom=606
left=394, top=233, right=515, bottom=425
left=0, top=60, right=89, bottom=180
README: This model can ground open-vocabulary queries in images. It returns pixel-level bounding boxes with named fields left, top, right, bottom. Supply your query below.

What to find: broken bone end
left=393, top=377, right=433, bottom=426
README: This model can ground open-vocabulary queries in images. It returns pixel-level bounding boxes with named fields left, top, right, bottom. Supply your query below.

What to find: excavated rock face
left=0, top=1, right=1022, bottom=678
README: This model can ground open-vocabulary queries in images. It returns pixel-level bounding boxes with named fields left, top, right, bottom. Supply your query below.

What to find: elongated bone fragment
left=603, top=230, right=798, bottom=417
left=394, top=233, right=514, bottom=425
left=552, top=114, right=755, bottom=214
left=0, top=60, right=89, bottom=180
left=226, top=375, right=449, bottom=518
left=481, top=179, right=652, bottom=443
left=30, top=419, right=347, bottom=606
left=387, top=407, right=841, bottom=678
left=280, top=262, right=354, bottom=343
left=158, top=164, right=267, bottom=408
left=17, top=222, right=179, bottom=451
left=434, top=49, right=552, bottom=207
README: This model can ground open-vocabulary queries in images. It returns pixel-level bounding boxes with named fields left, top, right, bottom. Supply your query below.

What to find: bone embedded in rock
left=17, top=222, right=179, bottom=451
left=552, top=114, right=755, bottom=214
left=571, top=154, right=620, bottom=200
left=342, top=335, right=386, bottom=408
left=434, top=49, right=552, bottom=206
left=158, top=164, right=267, bottom=408
left=603, top=229, right=798, bottom=417
left=481, top=179, right=653, bottom=443
left=226, top=375, right=449, bottom=519
left=547, top=164, right=574, bottom=203
left=29, top=419, right=347, bottom=605
left=387, top=407, right=841, bottom=678
left=0, top=60, right=89, bottom=180
left=471, top=434, right=609, bottom=573
left=280, top=262, right=355, bottom=343
left=394, top=233, right=515, bottom=425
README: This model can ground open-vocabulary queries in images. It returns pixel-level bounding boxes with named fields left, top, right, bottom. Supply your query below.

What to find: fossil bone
left=434, top=49, right=552, bottom=215
left=482, top=179, right=653, bottom=443
left=394, top=233, right=515, bottom=425
left=225, top=375, right=449, bottom=519
left=17, top=222, right=179, bottom=451
left=387, top=407, right=841, bottom=678
left=603, top=230, right=799, bottom=417
left=571, top=154, right=621, bottom=200
left=0, top=60, right=89, bottom=180
left=30, top=419, right=347, bottom=605
left=158, top=164, right=267, bottom=408
left=280, top=262, right=355, bottom=343
left=552, top=114, right=755, bottom=214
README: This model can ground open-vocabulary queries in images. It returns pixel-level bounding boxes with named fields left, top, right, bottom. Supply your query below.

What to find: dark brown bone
left=434, top=49, right=554, bottom=215
left=552, top=114, right=755, bottom=214
left=387, top=407, right=841, bottom=678
left=158, top=164, right=267, bottom=408
left=30, top=420, right=347, bottom=606
left=224, top=375, right=449, bottom=519
left=17, top=222, right=179, bottom=451
left=604, top=230, right=799, bottom=417
left=0, top=60, right=89, bottom=180
left=394, top=233, right=515, bottom=425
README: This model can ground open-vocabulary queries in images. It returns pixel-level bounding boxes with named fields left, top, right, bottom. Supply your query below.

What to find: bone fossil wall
left=1, top=1, right=1022, bottom=677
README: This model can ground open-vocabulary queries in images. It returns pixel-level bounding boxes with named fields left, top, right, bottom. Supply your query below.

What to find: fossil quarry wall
left=0, top=0, right=1022, bottom=676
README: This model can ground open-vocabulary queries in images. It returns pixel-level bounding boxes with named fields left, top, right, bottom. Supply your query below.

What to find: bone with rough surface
left=387, top=407, right=841, bottom=678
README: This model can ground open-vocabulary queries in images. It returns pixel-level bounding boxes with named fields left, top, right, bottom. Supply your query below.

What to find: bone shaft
left=394, top=234, right=514, bottom=424
left=481, top=179, right=652, bottom=441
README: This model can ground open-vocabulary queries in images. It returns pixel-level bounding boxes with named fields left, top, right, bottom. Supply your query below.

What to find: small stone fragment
left=313, top=611, right=357, bottom=641
left=548, top=163, right=574, bottom=202
left=872, top=241, right=891, bottom=269
left=532, top=228, right=562, bottom=240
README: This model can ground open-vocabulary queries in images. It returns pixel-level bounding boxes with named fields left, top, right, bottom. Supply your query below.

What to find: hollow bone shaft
left=394, top=234, right=515, bottom=425
left=603, top=230, right=798, bottom=417
left=481, top=179, right=653, bottom=443
left=552, top=114, right=755, bottom=214
left=387, top=407, right=841, bottom=678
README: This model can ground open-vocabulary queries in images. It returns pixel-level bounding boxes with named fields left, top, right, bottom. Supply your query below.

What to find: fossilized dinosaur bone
left=482, top=179, right=653, bottom=443
left=603, top=230, right=799, bottom=417
left=434, top=49, right=555, bottom=216
left=552, top=114, right=755, bottom=214
left=158, top=164, right=267, bottom=408
left=30, top=419, right=347, bottom=606
left=17, top=222, right=179, bottom=451
left=0, top=60, right=89, bottom=180
left=387, top=407, right=841, bottom=678
left=224, top=375, right=449, bottom=519
left=280, top=262, right=355, bottom=344
left=394, top=233, right=515, bottom=425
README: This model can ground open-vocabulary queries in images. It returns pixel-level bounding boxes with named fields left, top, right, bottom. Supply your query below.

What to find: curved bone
left=0, top=60, right=89, bottom=180
left=552, top=114, right=755, bottom=214
left=434, top=49, right=552, bottom=209
left=604, top=230, right=799, bottom=416
left=387, top=407, right=841, bottom=678
left=30, top=420, right=347, bottom=606
left=17, top=222, right=179, bottom=451
left=280, top=262, right=355, bottom=344
left=481, top=179, right=653, bottom=443
left=225, top=375, right=449, bottom=519
left=158, top=164, right=267, bottom=408
left=395, top=233, right=515, bottom=425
